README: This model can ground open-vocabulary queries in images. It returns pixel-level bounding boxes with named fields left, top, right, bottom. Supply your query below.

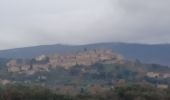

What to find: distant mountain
left=0, top=43, right=170, bottom=66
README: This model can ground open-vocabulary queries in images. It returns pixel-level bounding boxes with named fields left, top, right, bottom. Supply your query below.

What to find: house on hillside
left=146, top=72, right=160, bottom=78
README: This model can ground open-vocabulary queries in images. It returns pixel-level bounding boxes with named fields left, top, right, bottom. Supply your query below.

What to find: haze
left=0, top=0, right=170, bottom=50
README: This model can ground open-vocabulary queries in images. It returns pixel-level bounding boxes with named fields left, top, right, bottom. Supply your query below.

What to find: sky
left=0, top=0, right=170, bottom=50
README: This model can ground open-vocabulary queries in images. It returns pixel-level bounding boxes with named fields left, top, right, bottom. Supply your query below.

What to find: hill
left=0, top=43, right=170, bottom=66
left=0, top=49, right=170, bottom=90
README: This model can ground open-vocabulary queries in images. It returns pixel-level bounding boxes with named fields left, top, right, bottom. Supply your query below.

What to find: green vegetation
left=0, top=58, right=9, bottom=69
left=0, top=84, right=170, bottom=100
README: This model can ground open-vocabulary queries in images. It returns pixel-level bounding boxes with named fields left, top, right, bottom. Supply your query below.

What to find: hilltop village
left=6, top=49, right=124, bottom=75
left=0, top=49, right=169, bottom=89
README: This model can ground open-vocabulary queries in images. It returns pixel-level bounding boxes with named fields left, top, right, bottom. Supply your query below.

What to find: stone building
left=146, top=72, right=160, bottom=78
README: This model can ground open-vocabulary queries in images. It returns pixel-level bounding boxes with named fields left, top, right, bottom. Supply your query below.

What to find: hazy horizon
left=0, top=0, right=170, bottom=49
left=0, top=42, right=170, bottom=51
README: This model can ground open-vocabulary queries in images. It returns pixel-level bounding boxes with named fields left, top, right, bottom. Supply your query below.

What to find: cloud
left=0, top=0, right=170, bottom=49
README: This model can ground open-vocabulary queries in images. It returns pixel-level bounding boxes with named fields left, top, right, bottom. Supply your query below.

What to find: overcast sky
left=0, top=0, right=170, bottom=50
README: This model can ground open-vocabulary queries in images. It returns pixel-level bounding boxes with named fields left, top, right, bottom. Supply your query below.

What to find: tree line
left=0, top=84, right=170, bottom=100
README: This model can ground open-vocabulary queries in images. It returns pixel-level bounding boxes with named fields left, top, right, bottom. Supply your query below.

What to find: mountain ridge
left=0, top=42, right=170, bottom=66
